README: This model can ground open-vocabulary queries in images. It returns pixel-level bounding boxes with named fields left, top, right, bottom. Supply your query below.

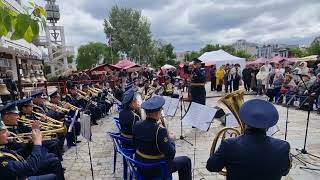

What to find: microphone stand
left=294, top=74, right=320, bottom=171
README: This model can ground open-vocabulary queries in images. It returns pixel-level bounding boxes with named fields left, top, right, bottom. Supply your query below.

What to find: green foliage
left=76, top=42, right=113, bottom=70
left=0, top=0, right=46, bottom=42
left=307, top=41, right=320, bottom=55
left=233, top=50, right=252, bottom=60
left=185, top=51, right=200, bottom=61
left=200, top=44, right=236, bottom=55
left=289, top=48, right=305, bottom=58
left=104, top=6, right=153, bottom=63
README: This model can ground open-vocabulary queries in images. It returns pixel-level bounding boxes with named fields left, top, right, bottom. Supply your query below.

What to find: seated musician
left=66, top=85, right=99, bottom=125
left=93, top=82, right=113, bottom=115
left=163, top=76, right=174, bottom=97
left=82, top=83, right=106, bottom=120
left=32, top=91, right=65, bottom=120
left=0, top=105, right=65, bottom=180
left=206, top=99, right=291, bottom=180
left=152, top=78, right=164, bottom=96
left=119, top=89, right=141, bottom=140
left=133, top=96, right=192, bottom=180
left=113, top=79, right=124, bottom=103
left=16, top=99, right=64, bottom=161
left=49, top=91, right=81, bottom=148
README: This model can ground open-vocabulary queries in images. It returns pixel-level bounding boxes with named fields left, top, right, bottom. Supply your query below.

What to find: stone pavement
left=63, top=86, right=320, bottom=180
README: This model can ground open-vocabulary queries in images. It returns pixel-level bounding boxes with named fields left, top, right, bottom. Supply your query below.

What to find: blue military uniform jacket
left=133, top=118, right=176, bottom=160
left=206, top=129, right=291, bottom=180
left=0, top=145, right=46, bottom=180
left=119, top=107, right=140, bottom=137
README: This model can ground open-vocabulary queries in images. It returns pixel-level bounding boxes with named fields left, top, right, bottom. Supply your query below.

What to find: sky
left=33, top=0, right=320, bottom=52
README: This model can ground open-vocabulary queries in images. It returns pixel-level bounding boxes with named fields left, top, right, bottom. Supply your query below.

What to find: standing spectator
left=210, top=65, right=216, bottom=91
left=267, top=74, right=284, bottom=102
left=216, top=66, right=225, bottom=92
left=224, top=69, right=232, bottom=93
left=233, top=64, right=242, bottom=91
left=250, top=65, right=259, bottom=92
left=242, top=65, right=252, bottom=91
left=262, top=60, right=272, bottom=73
left=256, top=67, right=269, bottom=96
left=300, top=62, right=309, bottom=75
left=315, top=63, right=320, bottom=76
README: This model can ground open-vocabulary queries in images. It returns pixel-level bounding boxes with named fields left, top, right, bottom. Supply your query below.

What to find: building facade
left=256, top=44, right=290, bottom=59
left=232, top=40, right=258, bottom=57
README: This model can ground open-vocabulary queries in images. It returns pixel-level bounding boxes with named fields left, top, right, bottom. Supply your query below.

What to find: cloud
left=33, top=0, right=320, bottom=52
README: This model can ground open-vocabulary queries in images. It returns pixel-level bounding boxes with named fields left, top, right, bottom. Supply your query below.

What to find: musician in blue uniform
left=119, top=89, right=141, bottom=140
left=66, top=85, right=99, bottom=125
left=11, top=99, right=64, bottom=161
left=190, top=58, right=206, bottom=105
left=32, top=92, right=65, bottom=120
left=206, top=99, right=291, bottom=180
left=0, top=104, right=65, bottom=179
left=82, top=84, right=106, bottom=118
left=94, top=82, right=113, bottom=115
left=132, top=96, right=192, bottom=180
left=50, top=91, right=81, bottom=147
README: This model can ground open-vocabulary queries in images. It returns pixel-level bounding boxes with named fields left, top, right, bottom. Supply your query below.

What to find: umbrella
left=161, top=64, right=176, bottom=70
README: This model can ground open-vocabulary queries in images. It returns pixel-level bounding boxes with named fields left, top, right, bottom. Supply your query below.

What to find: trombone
left=32, top=111, right=65, bottom=128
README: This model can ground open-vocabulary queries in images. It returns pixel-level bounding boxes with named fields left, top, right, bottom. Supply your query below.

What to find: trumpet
left=8, top=131, right=58, bottom=144
left=88, top=89, right=99, bottom=97
left=18, top=117, right=58, bottom=130
left=92, top=87, right=103, bottom=93
left=77, top=89, right=87, bottom=96
left=32, top=111, right=65, bottom=128
left=76, top=93, right=98, bottom=107
left=45, top=101, right=69, bottom=113
left=61, top=101, right=81, bottom=111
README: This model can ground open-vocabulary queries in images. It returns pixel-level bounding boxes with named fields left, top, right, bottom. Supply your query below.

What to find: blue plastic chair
left=108, top=132, right=134, bottom=180
left=113, top=117, right=121, bottom=132
left=119, top=149, right=172, bottom=180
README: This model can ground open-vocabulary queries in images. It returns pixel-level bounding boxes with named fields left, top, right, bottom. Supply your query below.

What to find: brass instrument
left=32, top=111, right=64, bottom=127
left=61, top=101, right=81, bottom=111
left=8, top=130, right=59, bottom=144
left=88, top=88, right=99, bottom=97
left=107, top=92, right=122, bottom=105
left=18, top=117, right=58, bottom=130
left=45, top=101, right=69, bottom=113
left=93, top=87, right=103, bottom=93
left=209, top=90, right=244, bottom=176
left=160, top=110, right=166, bottom=128
left=76, top=90, right=98, bottom=106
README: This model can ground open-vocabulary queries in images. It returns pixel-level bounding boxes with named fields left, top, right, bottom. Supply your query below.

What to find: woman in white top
left=256, top=67, right=269, bottom=95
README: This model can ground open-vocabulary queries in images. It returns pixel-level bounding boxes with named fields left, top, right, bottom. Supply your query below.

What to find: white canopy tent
left=161, top=64, right=176, bottom=70
left=198, top=49, right=246, bottom=68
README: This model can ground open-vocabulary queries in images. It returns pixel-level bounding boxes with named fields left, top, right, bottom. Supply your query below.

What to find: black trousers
left=169, top=156, right=192, bottom=180
left=211, top=78, right=216, bottom=91
left=190, top=86, right=206, bottom=105
left=243, top=79, right=251, bottom=91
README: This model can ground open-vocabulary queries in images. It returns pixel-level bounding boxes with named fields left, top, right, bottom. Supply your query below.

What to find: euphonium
left=209, top=90, right=245, bottom=176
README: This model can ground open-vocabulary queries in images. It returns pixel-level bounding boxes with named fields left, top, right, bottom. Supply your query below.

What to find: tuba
left=209, top=90, right=244, bottom=176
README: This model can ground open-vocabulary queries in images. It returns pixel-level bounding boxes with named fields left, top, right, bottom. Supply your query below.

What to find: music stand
left=176, top=91, right=193, bottom=145
left=182, top=102, right=217, bottom=179
left=293, top=74, right=320, bottom=171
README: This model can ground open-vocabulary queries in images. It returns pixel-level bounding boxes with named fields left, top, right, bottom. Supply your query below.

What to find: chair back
left=113, top=117, right=121, bottom=132
left=108, top=132, right=135, bottom=153
left=119, top=149, right=172, bottom=180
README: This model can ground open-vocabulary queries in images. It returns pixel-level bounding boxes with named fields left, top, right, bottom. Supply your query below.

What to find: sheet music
left=162, top=96, right=171, bottom=115
left=166, top=97, right=179, bottom=117
left=225, top=114, right=280, bottom=137
left=182, top=102, right=217, bottom=131
left=68, top=110, right=79, bottom=132
left=80, top=113, right=92, bottom=141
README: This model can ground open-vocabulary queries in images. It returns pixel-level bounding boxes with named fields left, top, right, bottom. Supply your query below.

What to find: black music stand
left=182, top=102, right=217, bottom=179
left=177, top=92, right=193, bottom=146
left=293, top=74, right=320, bottom=171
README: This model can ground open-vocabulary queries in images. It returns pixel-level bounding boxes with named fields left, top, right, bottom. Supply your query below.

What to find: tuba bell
left=209, top=90, right=245, bottom=176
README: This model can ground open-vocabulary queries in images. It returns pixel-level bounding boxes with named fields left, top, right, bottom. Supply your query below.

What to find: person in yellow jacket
left=215, top=66, right=225, bottom=92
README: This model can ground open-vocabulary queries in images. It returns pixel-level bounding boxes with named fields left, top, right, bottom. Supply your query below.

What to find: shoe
left=92, top=122, right=98, bottom=125
left=76, top=140, right=82, bottom=143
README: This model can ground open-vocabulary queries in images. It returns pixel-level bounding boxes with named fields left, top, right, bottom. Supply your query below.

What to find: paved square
left=63, top=87, right=320, bottom=180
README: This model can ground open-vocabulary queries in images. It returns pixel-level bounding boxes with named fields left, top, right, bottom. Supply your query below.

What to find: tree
left=0, top=0, right=46, bottom=42
left=185, top=51, right=200, bottom=61
left=307, top=41, right=320, bottom=55
left=104, top=6, right=153, bottom=64
left=76, top=42, right=112, bottom=70
left=290, top=48, right=305, bottom=58
left=233, top=50, right=252, bottom=60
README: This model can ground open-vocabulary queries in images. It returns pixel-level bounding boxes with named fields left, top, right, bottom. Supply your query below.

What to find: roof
left=114, top=59, right=141, bottom=69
